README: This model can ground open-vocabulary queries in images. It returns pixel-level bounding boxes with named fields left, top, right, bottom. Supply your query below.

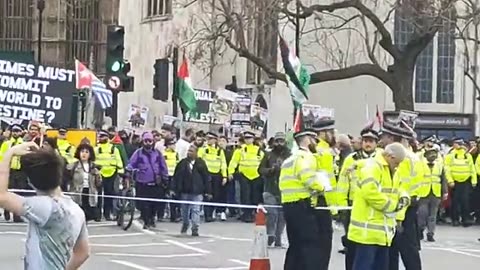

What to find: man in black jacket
left=171, top=145, right=212, bottom=236
left=258, top=132, right=291, bottom=247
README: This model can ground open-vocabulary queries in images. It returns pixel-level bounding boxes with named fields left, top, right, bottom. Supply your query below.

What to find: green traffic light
left=111, top=61, right=123, bottom=72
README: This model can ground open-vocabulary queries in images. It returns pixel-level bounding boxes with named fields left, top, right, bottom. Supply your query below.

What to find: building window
left=414, top=42, right=434, bottom=103
left=394, top=10, right=434, bottom=103
left=146, top=0, right=172, bottom=17
left=0, top=0, right=34, bottom=52
left=436, top=10, right=455, bottom=104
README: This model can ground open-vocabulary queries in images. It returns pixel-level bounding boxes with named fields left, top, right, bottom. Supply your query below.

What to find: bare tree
left=184, top=0, right=462, bottom=110
left=455, top=0, right=480, bottom=99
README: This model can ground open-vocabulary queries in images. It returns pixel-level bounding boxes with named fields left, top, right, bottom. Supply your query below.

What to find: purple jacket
left=127, top=148, right=168, bottom=184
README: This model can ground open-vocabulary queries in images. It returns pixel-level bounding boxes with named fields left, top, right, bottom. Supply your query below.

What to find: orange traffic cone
left=249, top=209, right=271, bottom=270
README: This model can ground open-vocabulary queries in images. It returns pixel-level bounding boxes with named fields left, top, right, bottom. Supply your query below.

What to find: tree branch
left=292, top=0, right=400, bottom=59
left=224, top=37, right=286, bottom=82
left=309, top=63, right=393, bottom=87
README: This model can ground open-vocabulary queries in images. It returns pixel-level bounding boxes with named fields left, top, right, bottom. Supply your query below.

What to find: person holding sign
left=0, top=124, right=27, bottom=222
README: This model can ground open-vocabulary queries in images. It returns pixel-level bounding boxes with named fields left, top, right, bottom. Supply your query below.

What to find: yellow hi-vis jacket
left=394, top=150, right=423, bottom=221
left=337, top=150, right=378, bottom=207
left=57, top=138, right=76, bottom=164
left=0, top=137, right=23, bottom=170
left=198, top=144, right=227, bottom=177
left=316, top=139, right=337, bottom=211
left=279, top=148, right=324, bottom=203
left=445, top=148, right=477, bottom=185
left=228, top=144, right=264, bottom=180
left=347, top=154, right=404, bottom=247
left=94, top=142, right=124, bottom=178
left=417, top=158, right=444, bottom=198
left=164, top=149, right=179, bottom=177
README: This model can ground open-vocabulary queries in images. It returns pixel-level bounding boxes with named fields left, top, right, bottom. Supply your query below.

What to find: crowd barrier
left=8, top=189, right=353, bottom=211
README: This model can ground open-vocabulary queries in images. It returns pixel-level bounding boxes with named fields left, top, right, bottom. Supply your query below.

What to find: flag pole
left=293, top=0, right=300, bottom=124
left=172, top=47, right=179, bottom=118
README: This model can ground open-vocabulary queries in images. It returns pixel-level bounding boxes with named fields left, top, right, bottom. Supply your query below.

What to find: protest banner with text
left=0, top=59, right=75, bottom=126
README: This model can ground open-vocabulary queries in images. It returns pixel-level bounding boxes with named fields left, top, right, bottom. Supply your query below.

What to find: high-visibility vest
left=94, top=143, right=124, bottom=178
left=58, top=139, right=76, bottom=164
left=164, top=149, right=178, bottom=177
left=445, top=149, right=477, bottom=185
left=228, top=144, right=264, bottom=180
left=347, top=155, right=401, bottom=247
left=198, top=145, right=227, bottom=177
left=0, top=137, right=23, bottom=170
left=337, top=150, right=378, bottom=206
left=279, top=148, right=324, bottom=203
left=316, top=139, right=337, bottom=210
left=416, top=159, right=443, bottom=198
left=395, top=150, right=423, bottom=221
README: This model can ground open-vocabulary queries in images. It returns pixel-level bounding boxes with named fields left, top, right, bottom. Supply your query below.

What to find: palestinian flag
left=293, top=108, right=303, bottom=132
left=177, top=56, right=197, bottom=113
left=279, top=38, right=310, bottom=108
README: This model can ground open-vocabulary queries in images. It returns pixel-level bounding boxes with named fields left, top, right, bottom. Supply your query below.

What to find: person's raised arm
left=0, top=142, right=37, bottom=216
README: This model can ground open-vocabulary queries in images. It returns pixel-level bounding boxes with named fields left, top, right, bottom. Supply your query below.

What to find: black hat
left=164, top=138, right=177, bottom=146
left=312, top=119, right=335, bottom=132
left=9, top=124, right=23, bottom=132
left=58, top=127, right=68, bottom=134
left=360, top=128, right=379, bottom=140
left=206, top=132, right=218, bottom=139
left=243, top=131, right=256, bottom=138
left=381, top=122, right=412, bottom=139
left=452, top=137, right=464, bottom=144
left=98, top=130, right=109, bottom=137
left=294, top=129, right=317, bottom=139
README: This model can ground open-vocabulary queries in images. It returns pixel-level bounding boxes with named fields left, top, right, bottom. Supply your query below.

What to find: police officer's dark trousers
left=342, top=201, right=356, bottom=270
left=100, top=174, right=117, bottom=219
left=204, top=173, right=226, bottom=219
left=452, top=180, right=472, bottom=224
left=283, top=197, right=332, bottom=270
left=239, top=175, right=263, bottom=222
left=389, top=205, right=422, bottom=270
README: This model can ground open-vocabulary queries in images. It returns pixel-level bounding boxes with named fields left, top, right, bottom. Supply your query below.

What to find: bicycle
left=116, top=168, right=137, bottom=231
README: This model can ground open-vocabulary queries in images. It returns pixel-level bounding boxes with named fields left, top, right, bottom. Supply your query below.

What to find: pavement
left=0, top=218, right=479, bottom=270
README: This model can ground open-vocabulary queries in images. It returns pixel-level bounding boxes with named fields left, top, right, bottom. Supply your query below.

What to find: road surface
left=0, top=219, right=479, bottom=269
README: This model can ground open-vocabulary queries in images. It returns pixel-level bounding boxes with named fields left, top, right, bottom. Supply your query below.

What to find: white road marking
left=442, top=248, right=480, bottom=259
left=228, top=259, right=250, bottom=266
left=164, top=239, right=211, bottom=254
left=0, top=223, right=26, bottom=226
left=97, top=252, right=204, bottom=258
left=87, top=223, right=115, bottom=228
left=89, top=232, right=145, bottom=238
left=156, top=267, right=247, bottom=270
left=186, top=241, right=201, bottom=245
left=0, top=231, right=25, bottom=235
left=110, top=260, right=154, bottom=270
left=205, top=235, right=252, bottom=242
left=91, top=243, right=169, bottom=248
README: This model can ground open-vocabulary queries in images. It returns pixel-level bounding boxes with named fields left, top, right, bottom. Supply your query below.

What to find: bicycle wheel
left=116, top=196, right=125, bottom=227
left=122, top=189, right=135, bottom=231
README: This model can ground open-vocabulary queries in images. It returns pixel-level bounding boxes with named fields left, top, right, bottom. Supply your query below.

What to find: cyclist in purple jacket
left=127, top=132, right=168, bottom=229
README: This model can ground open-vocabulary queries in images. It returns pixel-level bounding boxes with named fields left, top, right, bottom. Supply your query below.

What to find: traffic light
left=106, top=25, right=125, bottom=75
left=153, top=58, right=169, bottom=101
left=225, top=76, right=238, bottom=93
left=105, top=25, right=134, bottom=92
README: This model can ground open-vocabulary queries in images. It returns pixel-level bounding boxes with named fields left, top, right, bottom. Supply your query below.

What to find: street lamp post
left=37, top=0, right=45, bottom=64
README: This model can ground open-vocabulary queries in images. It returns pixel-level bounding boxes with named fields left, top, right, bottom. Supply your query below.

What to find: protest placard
left=185, top=89, right=221, bottom=124
left=0, top=59, right=75, bottom=126
left=250, top=103, right=267, bottom=131
left=127, top=104, right=148, bottom=127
